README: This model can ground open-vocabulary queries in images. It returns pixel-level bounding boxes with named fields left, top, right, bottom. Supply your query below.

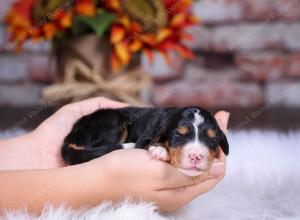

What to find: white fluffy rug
left=2, top=130, right=300, bottom=220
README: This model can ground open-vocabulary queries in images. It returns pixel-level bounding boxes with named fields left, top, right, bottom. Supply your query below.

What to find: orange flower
left=59, top=11, right=73, bottom=28
left=129, top=39, right=142, bottom=52
left=115, top=43, right=131, bottom=65
left=6, top=0, right=198, bottom=71
left=105, top=0, right=198, bottom=71
left=5, top=0, right=36, bottom=46
left=105, top=0, right=121, bottom=11
left=75, top=4, right=96, bottom=16
left=6, top=0, right=81, bottom=48
left=43, top=23, right=57, bottom=39
left=156, top=28, right=172, bottom=43
left=110, top=25, right=126, bottom=43
left=111, top=51, right=122, bottom=71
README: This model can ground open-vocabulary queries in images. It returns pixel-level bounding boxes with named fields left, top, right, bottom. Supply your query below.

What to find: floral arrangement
left=6, top=0, right=198, bottom=71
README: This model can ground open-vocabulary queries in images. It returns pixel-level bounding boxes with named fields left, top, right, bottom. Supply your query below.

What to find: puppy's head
left=158, top=107, right=229, bottom=176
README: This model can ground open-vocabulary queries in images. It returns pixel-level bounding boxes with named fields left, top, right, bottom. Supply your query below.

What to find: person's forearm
left=0, top=134, right=40, bottom=170
left=0, top=162, right=112, bottom=214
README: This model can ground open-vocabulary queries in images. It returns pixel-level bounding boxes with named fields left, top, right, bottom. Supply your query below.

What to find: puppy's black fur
left=62, top=107, right=229, bottom=165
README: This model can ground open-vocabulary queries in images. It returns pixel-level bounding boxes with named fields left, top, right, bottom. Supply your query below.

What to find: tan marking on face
left=166, top=145, right=184, bottom=168
left=177, top=126, right=189, bottom=135
left=69, top=144, right=85, bottom=150
left=119, top=127, right=128, bottom=144
left=207, top=129, right=216, bottom=138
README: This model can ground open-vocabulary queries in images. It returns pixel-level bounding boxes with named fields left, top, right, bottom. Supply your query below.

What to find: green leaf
left=72, top=16, right=92, bottom=37
left=76, top=11, right=116, bottom=37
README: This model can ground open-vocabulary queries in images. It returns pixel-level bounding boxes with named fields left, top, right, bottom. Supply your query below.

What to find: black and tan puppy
left=62, top=107, right=229, bottom=176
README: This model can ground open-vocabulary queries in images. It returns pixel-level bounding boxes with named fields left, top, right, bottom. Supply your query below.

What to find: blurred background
left=0, top=0, right=300, bottom=133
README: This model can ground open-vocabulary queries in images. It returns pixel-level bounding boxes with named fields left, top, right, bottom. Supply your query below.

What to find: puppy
left=61, top=107, right=229, bottom=176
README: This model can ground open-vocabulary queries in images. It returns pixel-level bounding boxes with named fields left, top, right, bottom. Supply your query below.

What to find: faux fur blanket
left=2, top=130, right=300, bottom=220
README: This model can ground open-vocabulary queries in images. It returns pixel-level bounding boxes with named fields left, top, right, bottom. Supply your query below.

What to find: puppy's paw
left=149, top=146, right=169, bottom=162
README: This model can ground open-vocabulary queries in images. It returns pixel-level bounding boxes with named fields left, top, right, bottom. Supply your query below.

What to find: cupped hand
left=29, top=97, right=128, bottom=169
left=85, top=111, right=229, bottom=212
left=26, top=96, right=229, bottom=212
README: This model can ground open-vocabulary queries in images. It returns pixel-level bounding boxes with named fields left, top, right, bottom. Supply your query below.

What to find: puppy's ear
left=151, top=119, right=172, bottom=144
left=151, top=109, right=182, bottom=145
left=220, top=133, right=229, bottom=155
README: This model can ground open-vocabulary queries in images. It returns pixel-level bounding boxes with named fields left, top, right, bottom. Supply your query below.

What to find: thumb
left=214, top=111, right=230, bottom=134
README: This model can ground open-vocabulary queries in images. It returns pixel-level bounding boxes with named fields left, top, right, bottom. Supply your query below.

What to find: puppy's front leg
left=149, top=146, right=170, bottom=162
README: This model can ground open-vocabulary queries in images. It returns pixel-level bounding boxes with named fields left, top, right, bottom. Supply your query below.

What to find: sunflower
left=102, top=0, right=199, bottom=71
left=5, top=0, right=198, bottom=71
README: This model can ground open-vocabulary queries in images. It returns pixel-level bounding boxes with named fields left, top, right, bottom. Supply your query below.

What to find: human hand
left=0, top=104, right=228, bottom=213
left=29, top=97, right=128, bottom=169
left=85, top=111, right=229, bottom=212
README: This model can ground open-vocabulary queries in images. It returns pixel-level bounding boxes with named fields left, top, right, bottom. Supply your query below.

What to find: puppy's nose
left=188, top=152, right=204, bottom=166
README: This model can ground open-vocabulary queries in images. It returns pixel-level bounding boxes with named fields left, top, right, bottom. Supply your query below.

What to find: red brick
left=284, top=23, right=300, bottom=51
left=28, top=55, right=57, bottom=82
left=184, top=26, right=212, bottom=50
left=235, top=52, right=287, bottom=81
left=0, top=83, right=43, bottom=106
left=193, top=0, right=300, bottom=24
left=189, top=23, right=288, bottom=52
left=244, top=0, right=274, bottom=20
left=212, top=23, right=286, bottom=52
left=265, top=81, right=300, bottom=107
left=275, top=0, right=300, bottom=20
left=287, top=54, right=300, bottom=77
left=0, top=55, right=29, bottom=82
left=244, top=0, right=300, bottom=21
left=184, top=64, right=240, bottom=82
left=23, top=40, right=52, bottom=53
left=151, top=80, right=263, bottom=108
left=141, top=52, right=183, bottom=81
left=193, top=0, right=243, bottom=24
left=190, top=23, right=300, bottom=52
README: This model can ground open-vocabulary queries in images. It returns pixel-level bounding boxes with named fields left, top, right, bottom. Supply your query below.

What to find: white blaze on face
left=180, top=110, right=211, bottom=173
left=192, top=109, right=204, bottom=145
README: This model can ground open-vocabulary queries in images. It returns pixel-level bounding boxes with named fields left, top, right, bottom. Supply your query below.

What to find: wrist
left=0, top=132, right=40, bottom=170
left=62, top=160, right=116, bottom=207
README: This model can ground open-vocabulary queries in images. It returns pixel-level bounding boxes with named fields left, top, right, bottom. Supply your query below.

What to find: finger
left=155, top=163, right=206, bottom=189
left=183, top=176, right=223, bottom=201
left=207, top=160, right=226, bottom=178
left=64, top=97, right=129, bottom=119
left=161, top=174, right=224, bottom=204
left=214, top=111, right=230, bottom=134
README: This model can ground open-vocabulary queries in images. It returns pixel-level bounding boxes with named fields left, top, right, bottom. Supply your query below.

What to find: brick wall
left=1, top=0, right=300, bottom=108
left=0, top=0, right=55, bottom=106
left=150, top=0, right=300, bottom=108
